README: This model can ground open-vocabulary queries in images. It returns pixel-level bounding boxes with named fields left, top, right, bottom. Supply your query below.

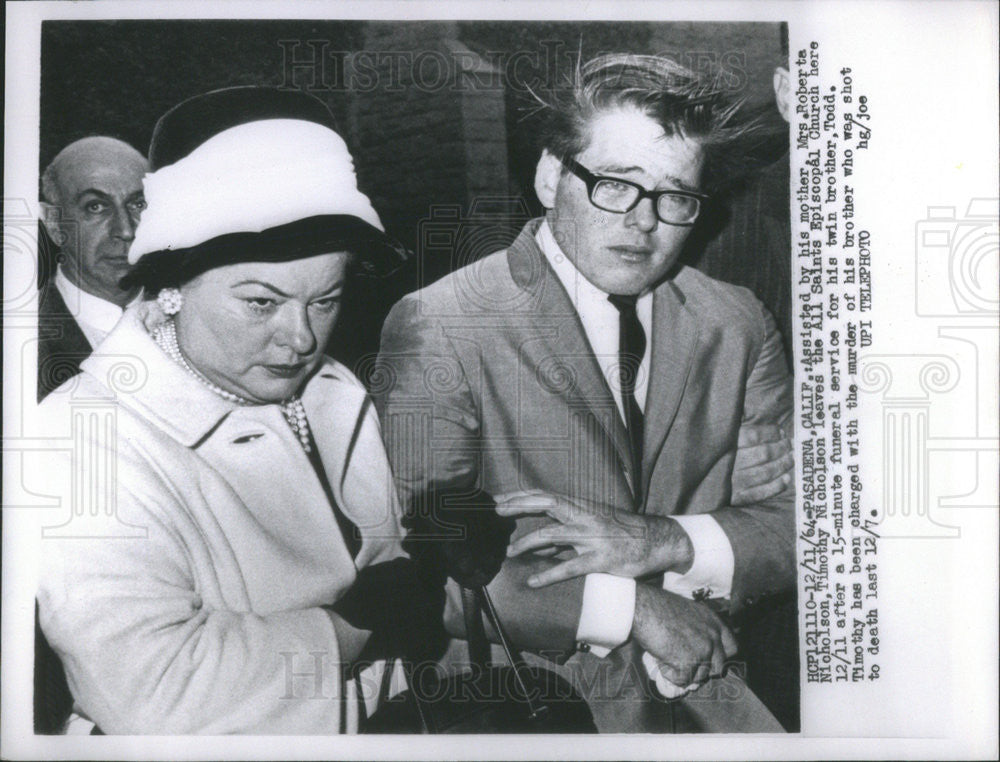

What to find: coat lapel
left=301, top=367, right=368, bottom=521
left=506, top=224, right=635, bottom=492
left=205, top=404, right=360, bottom=578
left=304, top=365, right=406, bottom=568
left=641, top=276, right=701, bottom=504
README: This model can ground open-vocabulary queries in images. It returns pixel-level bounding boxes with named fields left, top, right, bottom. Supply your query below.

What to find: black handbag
left=363, top=585, right=596, bottom=733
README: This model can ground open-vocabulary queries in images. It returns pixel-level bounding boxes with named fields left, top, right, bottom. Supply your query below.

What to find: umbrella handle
left=476, top=585, right=550, bottom=721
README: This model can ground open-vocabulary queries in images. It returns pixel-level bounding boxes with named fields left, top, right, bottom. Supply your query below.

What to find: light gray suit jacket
left=376, top=218, right=794, bottom=731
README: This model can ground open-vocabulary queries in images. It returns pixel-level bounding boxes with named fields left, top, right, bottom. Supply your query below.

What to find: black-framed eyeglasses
left=561, top=156, right=708, bottom=226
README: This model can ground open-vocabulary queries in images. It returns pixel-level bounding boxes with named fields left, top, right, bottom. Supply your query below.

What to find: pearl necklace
left=152, top=319, right=312, bottom=453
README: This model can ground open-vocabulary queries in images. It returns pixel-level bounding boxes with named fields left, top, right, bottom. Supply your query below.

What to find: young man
left=376, top=54, right=794, bottom=732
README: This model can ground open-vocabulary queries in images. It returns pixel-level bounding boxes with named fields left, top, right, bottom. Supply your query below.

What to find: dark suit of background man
left=376, top=54, right=795, bottom=732
left=37, top=136, right=147, bottom=400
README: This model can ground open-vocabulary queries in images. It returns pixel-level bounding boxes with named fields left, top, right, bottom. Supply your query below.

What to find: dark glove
left=403, top=488, right=516, bottom=589
left=331, top=557, right=445, bottom=661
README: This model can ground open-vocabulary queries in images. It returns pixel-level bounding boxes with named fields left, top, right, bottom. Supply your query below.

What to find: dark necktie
left=608, top=293, right=646, bottom=504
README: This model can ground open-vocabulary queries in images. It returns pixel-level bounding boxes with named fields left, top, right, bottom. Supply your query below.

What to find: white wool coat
left=37, top=308, right=406, bottom=734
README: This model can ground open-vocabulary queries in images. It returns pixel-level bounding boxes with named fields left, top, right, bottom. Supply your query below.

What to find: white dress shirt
left=535, top=220, right=735, bottom=661
left=54, top=265, right=139, bottom=349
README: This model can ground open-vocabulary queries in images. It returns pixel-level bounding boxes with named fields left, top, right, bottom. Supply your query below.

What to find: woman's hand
left=329, top=557, right=446, bottom=662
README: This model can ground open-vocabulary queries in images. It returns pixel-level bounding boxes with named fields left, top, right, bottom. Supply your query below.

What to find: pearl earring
left=157, top=288, right=183, bottom=316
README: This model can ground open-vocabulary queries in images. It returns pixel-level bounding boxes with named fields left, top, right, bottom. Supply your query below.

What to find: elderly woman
left=36, top=87, right=438, bottom=734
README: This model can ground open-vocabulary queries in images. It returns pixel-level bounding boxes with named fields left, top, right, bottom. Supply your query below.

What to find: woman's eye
left=311, top=297, right=341, bottom=312
left=245, top=297, right=277, bottom=313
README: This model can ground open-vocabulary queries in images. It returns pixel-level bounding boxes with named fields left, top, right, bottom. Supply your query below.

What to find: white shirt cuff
left=574, top=573, right=636, bottom=658
left=663, top=515, right=734, bottom=600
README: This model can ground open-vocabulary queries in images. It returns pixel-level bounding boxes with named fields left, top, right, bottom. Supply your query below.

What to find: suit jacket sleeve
left=710, top=304, right=796, bottom=615
left=376, top=296, right=583, bottom=653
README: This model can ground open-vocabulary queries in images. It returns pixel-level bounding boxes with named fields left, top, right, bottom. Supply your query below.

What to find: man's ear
left=533, top=149, right=563, bottom=210
left=773, top=67, right=791, bottom=123
left=39, top=201, right=65, bottom=245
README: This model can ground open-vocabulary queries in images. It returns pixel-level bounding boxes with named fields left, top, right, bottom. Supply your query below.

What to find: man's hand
left=631, top=584, right=738, bottom=688
left=495, top=491, right=694, bottom=586
left=732, top=424, right=794, bottom=505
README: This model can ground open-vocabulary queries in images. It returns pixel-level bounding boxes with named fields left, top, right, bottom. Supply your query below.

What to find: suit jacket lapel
left=506, top=224, right=635, bottom=492
left=39, top=280, right=92, bottom=351
left=37, top=279, right=93, bottom=399
left=641, top=276, right=701, bottom=504
left=37, top=279, right=93, bottom=402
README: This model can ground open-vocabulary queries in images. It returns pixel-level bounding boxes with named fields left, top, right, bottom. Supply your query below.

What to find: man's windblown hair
left=531, top=53, right=782, bottom=194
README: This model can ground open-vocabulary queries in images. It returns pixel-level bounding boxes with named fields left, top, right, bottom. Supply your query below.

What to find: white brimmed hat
left=124, top=87, right=406, bottom=290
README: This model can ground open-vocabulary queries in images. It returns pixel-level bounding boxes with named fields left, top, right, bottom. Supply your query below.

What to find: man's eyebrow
left=594, top=165, right=700, bottom=193
left=658, top=175, right=700, bottom=193
left=597, top=164, right=646, bottom=175
left=74, top=188, right=112, bottom=203
left=126, top=190, right=146, bottom=201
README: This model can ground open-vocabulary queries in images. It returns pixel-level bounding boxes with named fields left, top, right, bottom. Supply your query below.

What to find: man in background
left=37, top=136, right=147, bottom=400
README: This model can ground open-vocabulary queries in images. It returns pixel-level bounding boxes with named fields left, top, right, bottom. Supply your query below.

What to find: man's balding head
left=41, top=137, right=148, bottom=306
